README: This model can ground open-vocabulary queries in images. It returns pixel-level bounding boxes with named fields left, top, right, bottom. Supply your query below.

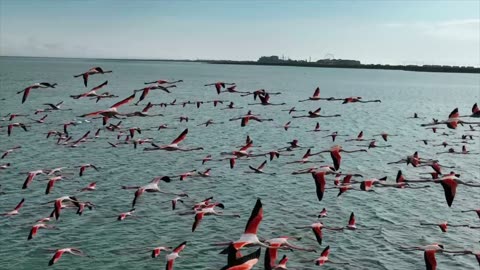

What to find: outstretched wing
left=171, top=129, right=188, bottom=145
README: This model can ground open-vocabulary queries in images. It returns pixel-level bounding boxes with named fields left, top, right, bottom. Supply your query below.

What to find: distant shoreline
left=2, top=56, right=479, bottom=74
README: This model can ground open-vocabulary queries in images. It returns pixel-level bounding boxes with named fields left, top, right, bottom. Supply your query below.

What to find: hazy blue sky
left=1, top=1, right=479, bottom=66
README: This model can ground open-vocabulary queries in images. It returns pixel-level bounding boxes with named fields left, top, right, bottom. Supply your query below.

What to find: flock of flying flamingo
left=1, top=65, right=479, bottom=270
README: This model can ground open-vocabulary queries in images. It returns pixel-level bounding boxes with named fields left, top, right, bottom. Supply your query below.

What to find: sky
left=0, top=0, right=479, bottom=66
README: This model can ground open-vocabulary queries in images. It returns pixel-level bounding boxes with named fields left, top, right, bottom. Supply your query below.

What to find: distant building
left=316, top=59, right=361, bottom=66
left=258, top=55, right=281, bottom=63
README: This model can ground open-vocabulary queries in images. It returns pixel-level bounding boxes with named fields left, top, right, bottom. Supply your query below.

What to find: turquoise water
left=0, top=56, right=479, bottom=269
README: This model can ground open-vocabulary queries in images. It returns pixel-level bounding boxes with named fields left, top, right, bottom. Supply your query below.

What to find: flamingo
left=293, top=107, right=341, bottom=118
left=307, top=122, right=330, bottom=132
left=197, top=168, right=211, bottom=177
left=246, top=160, right=275, bottom=175
left=70, top=80, right=109, bottom=99
left=281, top=107, right=305, bottom=114
left=373, top=132, right=397, bottom=141
left=230, top=142, right=255, bottom=158
left=43, top=101, right=70, bottom=111
left=361, top=140, right=392, bottom=149
left=23, top=170, right=47, bottom=189
left=199, top=155, right=213, bottom=165
left=420, top=221, right=468, bottom=232
left=1, top=198, right=25, bottom=216
left=375, top=170, right=430, bottom=189
left=295, top=222, right=343, bottom=246
left=79, top=164, right=99, bottom=177
left=323, top=131, right=348, bottom=142
left=421, top=108, right=480, bottom=129
left=48, top=248, right=85, bottom=266
left=143, top=129, right=203, bottom=151
left=17, top=82, right=57, bottom=103
left=5, top=113, right=29, bottom=121
left=48, top=196, right=81, bottom=220
left=191, top=204, right=240, bottom=232
left=79, top=93, right=136, bottom=125
left=221, top=101, right=243, bottom=110
left=76, top=202, right=95, bottom=216
left=313, top=245, right=349, bottom=266
left=171, top=195, right=188, bottom=210
left=80, top=182, right=97, bottom=192
left=151, top=246, right=172, bottom=258
left=345, top=131, right=366, bottom=142
left=92, top=92, right=119, bottom=102
left=409, top=171, right=480, bottom=207
left=437, top=145, right=475, bottom=155
left=179, top=169, right=197, bottom=180
left=74, top=66, right=112, bottom=87
left=314, top=145, right=367, bottom=170
left=125, top=102, right=162, bottom=117
left=117, top=208, right=136, bottom=221
left=7, top=122, right=28, bottom=136
left=134, top=85, right=175, bottom=105
left=165, top=241, right=187, bottom=270
left=249, top=93, right=286, bottom=106
left=398, top=244, right=460, bottom=270
left=144, top=79, right=183, bottom=85
left=45, top=176, right=69, bottom=194
left=204, top=82, right=235, bottom=94
left=205, top=99, right=228, bottom=107
left=30, top=114, right=49, bottom=124
left=197, top=119, right=224, bottom=127
left=1, top=146, right=21, bottom=159
left=122, top=176, right=174, bottom=207
left=298, top=87, right=342, bottom=102
left=342, top=96, right=381, bottom=104
left=28, top=223, right=56, bottom=240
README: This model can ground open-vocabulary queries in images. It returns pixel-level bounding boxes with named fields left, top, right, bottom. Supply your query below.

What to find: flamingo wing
left=257, top=160, right=267, bottom=170
left=28, top=225, right=39, bottom=240
left=312, top=172, right=326, bottom=201
left=330, top=150, right=342, bottom=170
left=448, top=108, right=459, bottom=119
left=239, top=141, right=253, bottom=152
left=171, top=128, right=188, bottom=145
left=313, top=87, right=320, bottom=98
left=14, top=198, right=25, bottom=211
left=110, top=93, right=136, bottom=108
left=173, top=241, right=187, bottom=253
left=424, top=250, right=437, bottom=270
left=312, top=226, right=323, bottom=245
left=440, top=179, right=458, bottom=207
left=91, top=80, right=108, bottom=91
left=192, top=212, right=204, bottom=232
left=244, top=199, right=263, bottom=234
left=472, top=103, right=479, bottom=114
left=348, top=212, right=355, bottom=226
left=49, top=250, right=64, bottom=266
left=21, top=87, right=32, bottom=104
left=320, top=245, right=330, bottom=257
left=221, top=248, right=261, bottom=270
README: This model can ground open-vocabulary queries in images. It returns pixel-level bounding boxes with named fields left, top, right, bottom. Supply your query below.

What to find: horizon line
left=1, top=55, right=479, bottom=68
